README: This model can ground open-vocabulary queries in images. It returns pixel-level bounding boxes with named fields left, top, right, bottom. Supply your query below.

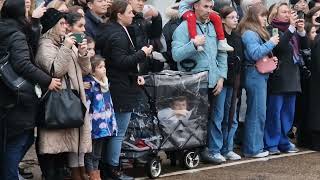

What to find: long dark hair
left=65, top=12, right=83, bottom=26
left=1, top=0, right=31, bottom=34
left=109, top=0, right=128, bottom=22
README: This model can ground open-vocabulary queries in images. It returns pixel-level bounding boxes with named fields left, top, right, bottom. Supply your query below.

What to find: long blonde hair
left=237, top=3, right=270, bottom=41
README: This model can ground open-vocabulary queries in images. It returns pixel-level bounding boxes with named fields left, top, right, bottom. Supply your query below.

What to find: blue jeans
left=243, top=66, right=268, bottom=156
left=1, top=130, right=34, bottom=180
left=103, top=112, right=132, bottom=166
left=208, top=86, right=238, bottom=155
left=264, top=94, right=296, bottom=152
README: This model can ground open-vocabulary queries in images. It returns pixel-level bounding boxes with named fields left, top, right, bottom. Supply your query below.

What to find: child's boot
left=218, top=39, right=234, bottom=52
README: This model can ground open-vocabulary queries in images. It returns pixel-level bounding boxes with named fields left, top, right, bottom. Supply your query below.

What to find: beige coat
left=35, top=37, right=92, bottom=154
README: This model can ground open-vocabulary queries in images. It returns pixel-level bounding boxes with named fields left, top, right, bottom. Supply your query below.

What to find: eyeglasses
left=226, top=15, right=239, bottom=20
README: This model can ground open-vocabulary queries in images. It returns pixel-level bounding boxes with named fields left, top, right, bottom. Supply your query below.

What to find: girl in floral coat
left=83, top=55, right=117, bottom=180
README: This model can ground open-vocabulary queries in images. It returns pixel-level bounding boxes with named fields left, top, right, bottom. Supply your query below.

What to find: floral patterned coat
left=84, top=75, right=117, bottom=139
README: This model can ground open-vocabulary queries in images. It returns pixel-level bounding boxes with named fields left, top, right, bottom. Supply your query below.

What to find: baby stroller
left=121, top=70, right=209, bottom=178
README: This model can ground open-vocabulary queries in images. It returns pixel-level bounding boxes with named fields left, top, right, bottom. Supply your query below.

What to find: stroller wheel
left=146, top=158, right=162, bottom=179
left=182, top=151, right=200, bottom=169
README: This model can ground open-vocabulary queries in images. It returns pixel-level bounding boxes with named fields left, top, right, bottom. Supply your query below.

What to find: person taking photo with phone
left=264, top=2, right=308, bottom=155
left=35, top=8, right=92, bottom=180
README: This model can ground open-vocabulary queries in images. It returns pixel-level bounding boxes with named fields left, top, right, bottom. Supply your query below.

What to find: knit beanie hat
left=40, top=8, right=65, bottom=34
left=290, top=0, right=300, bottom=5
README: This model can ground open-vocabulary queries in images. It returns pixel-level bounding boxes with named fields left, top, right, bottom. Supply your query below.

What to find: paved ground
left=21, top=146, right=320, bottom=180
left=161, top=152, right=320, bottom=180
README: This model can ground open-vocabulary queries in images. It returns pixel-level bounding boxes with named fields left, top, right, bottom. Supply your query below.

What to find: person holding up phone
left=35, top=8, right=91, bottom=180
left=264, top=2, right=308, bottom=155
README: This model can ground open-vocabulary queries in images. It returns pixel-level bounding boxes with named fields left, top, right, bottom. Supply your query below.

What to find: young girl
left=84, top=56, right=118, bottom=180
left=179, top=0, right=233, bottom=51
left=237, top=3, right=279, bottom=158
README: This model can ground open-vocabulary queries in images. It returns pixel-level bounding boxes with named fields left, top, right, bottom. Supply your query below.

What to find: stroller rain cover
left=123, top=70, right=209, bottom=151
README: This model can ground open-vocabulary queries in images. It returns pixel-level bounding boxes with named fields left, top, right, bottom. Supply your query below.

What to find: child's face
left=88, top=42, right=95, bottom=58
left=172, top=100, right=187, bottom=111
left=93, top=61, right=106, bottom=80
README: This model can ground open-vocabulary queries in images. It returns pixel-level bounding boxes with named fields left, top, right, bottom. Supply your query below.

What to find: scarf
left=271, top=18, right=303, bottom=65
left=92, top=75, right=109, bottom=93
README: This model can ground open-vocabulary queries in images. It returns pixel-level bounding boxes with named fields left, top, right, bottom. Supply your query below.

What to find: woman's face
left=223, top=11, right=239, bottom=30
left=68, top=17, right=86, bottom=33
left=309, top=26, right=317, bottom=41
left=312, top=10, right=320, bottom=26
left=56, top=18, right=68, bottom=37
left=258, top=14, right=267, bottom=27
left=118, top=4, right=135, bottom=26
left=25, top=0, right=31, bottom=12
left=276, top=5, right=290, bottom=22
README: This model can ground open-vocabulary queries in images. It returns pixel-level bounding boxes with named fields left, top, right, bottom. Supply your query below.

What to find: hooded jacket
left=0, top=0, right=52, bottom=139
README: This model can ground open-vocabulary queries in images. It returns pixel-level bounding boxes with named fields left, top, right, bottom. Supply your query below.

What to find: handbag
left=0, top=32, right=36, bottom=106
left=255, top=53, right=277, bottom=74
left=37, top=65, right=86, bottom=129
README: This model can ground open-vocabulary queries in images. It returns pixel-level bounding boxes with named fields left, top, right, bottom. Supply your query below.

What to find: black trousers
left=36, top=138, right=67, bottom=180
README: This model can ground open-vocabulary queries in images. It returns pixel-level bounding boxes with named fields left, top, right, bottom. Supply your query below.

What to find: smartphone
left=272, top=28, right=278, bottom=36
left=70, top=33, right=85, bottom=44
left=297, top=10, right=304, bottom=20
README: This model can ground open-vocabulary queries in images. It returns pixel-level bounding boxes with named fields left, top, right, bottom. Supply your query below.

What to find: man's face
left=88, top=0, right=109, bottom=16
left=129, top=0, right=145, bottom=13
left=194, top=0, right=214, bottom=22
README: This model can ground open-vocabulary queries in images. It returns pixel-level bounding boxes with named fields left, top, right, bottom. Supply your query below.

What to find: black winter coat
left=85, top=10, right=104, bottom=39
left=267, top=26, right=308, bottom=94
left=162, top=18, right=182, bottom=70
left=127, top=12, right=163, bottom=73
left=96, top=21, right=147, bottom=112
left=0, top=19, right=52, bottom=139
left=225, top=31, right=243, bottom=87
left=308, top=35, right=320, bottom=131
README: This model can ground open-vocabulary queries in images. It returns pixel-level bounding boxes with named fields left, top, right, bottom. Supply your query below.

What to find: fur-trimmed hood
left=165, top=2, right=180, bottom=20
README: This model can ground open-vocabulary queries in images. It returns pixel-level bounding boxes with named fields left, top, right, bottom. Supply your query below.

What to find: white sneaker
left=212, top=153, right=226, bottom=163
left=245, top=151, right=269, bottom=158
left=218, top=39, right=234, bottom=52
left=224, top=151, right=241, bottom=160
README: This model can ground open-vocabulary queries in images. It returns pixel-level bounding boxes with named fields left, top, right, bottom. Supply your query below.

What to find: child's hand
left=83, top=82, right=91, bottom=90
left=137, top=76, right=145, bottom=85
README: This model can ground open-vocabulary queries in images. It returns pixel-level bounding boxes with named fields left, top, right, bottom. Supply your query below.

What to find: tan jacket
left=35, top=37, right=92, bottom=154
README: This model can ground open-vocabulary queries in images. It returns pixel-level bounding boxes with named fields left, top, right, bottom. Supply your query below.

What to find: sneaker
left=245, top=151, right=269, bottom=158
left=224, top=151, right=241, bottom=160
left=269, top=150, right=281, bottom=155
left=197, top=45, right=204, bottom=52
left=218, top=39, right=234, bottom=52
left=284, top=147, right=299, bottom=153
left=202, top=153, right=226, bottom=164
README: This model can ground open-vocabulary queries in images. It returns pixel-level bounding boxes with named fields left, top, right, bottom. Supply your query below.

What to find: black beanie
left=40, top=8, right=65, bottom=34
left=290, top=0, right=300, bottom=5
